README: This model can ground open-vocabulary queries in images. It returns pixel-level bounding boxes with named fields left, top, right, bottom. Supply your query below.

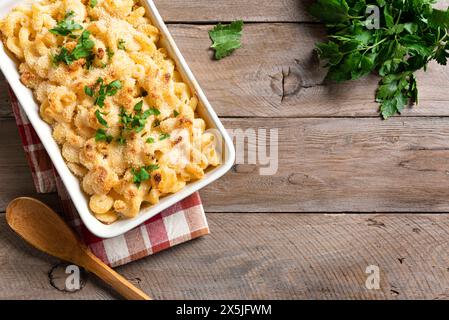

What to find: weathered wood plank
left=0, top=119, right=60, bottom=210
left=155, top=0, right=449, bottom=23
left=166, top=24, right=449, bottom=118
left=2, top=212, right=449, bottom=300
left=202, top=117, right=449, bottom=212
left=154, top=0, right=312, bottom=23
left=3, top=117, right=449, bottom=213
left=2, top=24, right=449, bottom=118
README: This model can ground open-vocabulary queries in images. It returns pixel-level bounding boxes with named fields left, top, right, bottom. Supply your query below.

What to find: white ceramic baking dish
left=0, top=0, right=235, bottom=238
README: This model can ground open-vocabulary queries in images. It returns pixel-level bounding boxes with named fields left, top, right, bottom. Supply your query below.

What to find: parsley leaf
left=95, top=109, right=108, bottom=127
left=95, top=128, right=113, bottom=143
left=50, top=11, right=82, bottom=36
left=134, top=100, right=143, bottom=111
left=84, top=86, right=94, bottom=97
left=146, top=137, right=155, bottom=143
left=106, top=47, right=115, bottom=59
left=159, top=133, right=170, bottom=141
left=308, top=0, right=349, bottom=24
left=173, top=110, right=180, bottom=117
left=53, top=47, right=73, bottom=65
left=132, top=165, right=159, bottom=186
left=117, top=39, right=126, bottom=50
left=106, top=80, right=122, bottom=96
left=89, top=0, right=98, bottom=8
left=119, top=105, right=160, bottom=133
left=92, top=78, right=122, bottom=107
left=116, top=136, right=126, bottom=145
left=209, top=20, right=243, bottom=60
left=71, top=30, right=95, bottom=60
left=53, top=30, right=95, bottom=66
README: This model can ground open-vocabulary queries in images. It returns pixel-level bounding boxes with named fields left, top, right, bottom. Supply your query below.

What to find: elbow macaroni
left=0, top=0, right=220, bottom=224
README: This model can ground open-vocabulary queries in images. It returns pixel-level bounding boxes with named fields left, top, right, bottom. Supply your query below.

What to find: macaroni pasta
left=0, top=0, right=220, bottom=223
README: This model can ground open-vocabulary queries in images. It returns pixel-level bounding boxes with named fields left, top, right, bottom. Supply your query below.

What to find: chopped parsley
left=89, top=0, right=98, bottom=8
left=117, top=39, right=126, bottom=50
left=53, top=30, right=95, bottom=66
left=119, top=101, right=161, bottom=133
left=146, top=137, right=155, bottom=143
left=91, top=78, right=122, bottom=107
left=50, top=11, right=82, bottom=37
left=132, top=165, right=159, bottom=186
left=116, top=136, right=126, bottom=145
left=53, top=47, right=72, bottom=65
left=173, top=110, right=180, bottom=117
left=95, top=128, right=113, bottom=143
left=106, top=47, right=115, bottom=59
left=95, top=109, right=108, bottom=127
left=84, top=86, right=94, bottom=97
left=159, top=133, right=170, bottom=141
left=134, top=100, right=143, bottom=111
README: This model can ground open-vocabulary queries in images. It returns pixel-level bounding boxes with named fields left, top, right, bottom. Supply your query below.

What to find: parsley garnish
left=117, top=39, right=126, bottom=50
left=95, top=128, right=113, bottom=143
left=53, top=47, right=72, bottom=65
left=209, top=20, right=244, bottom=60
left=116, top=136, right=126, bottom=145
left=50, top=11, right=82, bottom=36
left=72, top=30, right=95, bottom=59
left=310, top=0, right=449, bottom=118
left=84, top=86, right=94, bottom=97
left=53, top=30, right=95, bottom=66
left=134, top=100, right=143, bottom=111
left=159, top=133, right=170, bottom=141
left=119, top=102, right=161, bottom=133
left=173, top=110, right=180, bottom=117
left=91, top=78, right=122, bottom=107
left=89, top=0, right=98, bottom=8
left=106, top=47, right=115, bottom=59
left=146, top=137, right=155, bottom=143
left=95, top=109, right=108, bottom=127
left=132, top=165, right=159, bottom=186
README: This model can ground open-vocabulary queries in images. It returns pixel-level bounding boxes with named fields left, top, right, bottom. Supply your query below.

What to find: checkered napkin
left=8, top=86, right=209, bottom=267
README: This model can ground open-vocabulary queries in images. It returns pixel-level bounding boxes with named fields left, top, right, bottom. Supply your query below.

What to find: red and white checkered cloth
left=8, top=86, right=209, bottom=267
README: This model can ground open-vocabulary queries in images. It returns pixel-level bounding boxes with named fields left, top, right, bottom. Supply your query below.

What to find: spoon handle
left=82, top=250, right=151, bottom=300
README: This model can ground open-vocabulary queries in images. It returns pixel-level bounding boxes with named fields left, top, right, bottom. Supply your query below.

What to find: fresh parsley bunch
left=310, top=0, right=449, bottom=118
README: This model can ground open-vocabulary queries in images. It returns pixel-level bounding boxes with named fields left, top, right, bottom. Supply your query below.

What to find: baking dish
left=0, top=0, right=235, bottom=238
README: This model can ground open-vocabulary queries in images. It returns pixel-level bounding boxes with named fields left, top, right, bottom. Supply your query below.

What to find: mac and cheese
left=0, top=0, right=220, bottom=223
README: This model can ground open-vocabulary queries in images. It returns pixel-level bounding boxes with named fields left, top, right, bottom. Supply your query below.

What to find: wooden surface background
left=1, top=0, right=449, bottom=300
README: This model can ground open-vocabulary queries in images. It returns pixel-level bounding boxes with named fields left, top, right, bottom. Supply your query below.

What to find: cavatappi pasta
left=0, top=0, right=220, bottom=223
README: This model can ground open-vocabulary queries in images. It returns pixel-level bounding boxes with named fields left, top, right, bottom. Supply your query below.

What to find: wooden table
left=2, top=0, right=449, bottom=300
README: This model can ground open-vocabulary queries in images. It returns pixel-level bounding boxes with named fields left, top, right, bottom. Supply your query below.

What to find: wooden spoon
left=6, top=197, right=151, bottom=300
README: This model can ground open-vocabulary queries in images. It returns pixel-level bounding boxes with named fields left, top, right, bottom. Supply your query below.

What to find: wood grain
left=3, top=24, right=449, bottom=118
left=2, top=212, right=449, bottom=300
left=4, top=117, right=449, bottom=213
left=0, top=119, right=59, bottom=211
left=1, top=0, right=449, bottom=301
left=153, top=0, right=449, bottom=23
left=167, top=24, right=449, bottom=118
left=202, top=117, right=449, bottom=212
left=154, top=0, right=314, bottom=23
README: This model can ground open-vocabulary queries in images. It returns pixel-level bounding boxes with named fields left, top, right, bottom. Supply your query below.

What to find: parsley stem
left=362, top=38, right=388, bottom=54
